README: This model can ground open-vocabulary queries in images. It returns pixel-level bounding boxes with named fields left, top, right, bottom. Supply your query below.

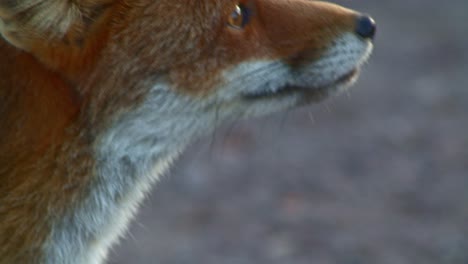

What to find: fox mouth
left=242, top=68, right=360, bottom=101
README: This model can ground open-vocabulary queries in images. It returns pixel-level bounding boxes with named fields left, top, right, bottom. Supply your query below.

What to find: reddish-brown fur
left=0, top=1, right=368, bottom=262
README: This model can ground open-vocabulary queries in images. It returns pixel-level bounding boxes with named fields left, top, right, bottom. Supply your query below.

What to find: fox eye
left=228, top=4, right=251, bottom=29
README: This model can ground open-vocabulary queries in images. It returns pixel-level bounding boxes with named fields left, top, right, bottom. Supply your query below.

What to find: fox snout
left=216, top=1, right=376, bottom=108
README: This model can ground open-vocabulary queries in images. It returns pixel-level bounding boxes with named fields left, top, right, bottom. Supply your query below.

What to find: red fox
left=0, top=0, right=375, bottom=263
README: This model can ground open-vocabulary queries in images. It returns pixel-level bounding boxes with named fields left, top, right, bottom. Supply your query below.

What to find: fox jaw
left=0, top=0, right=374, bottom=263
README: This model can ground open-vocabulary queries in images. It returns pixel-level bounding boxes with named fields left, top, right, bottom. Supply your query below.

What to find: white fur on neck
left=44, top=84, right=213, bottom=264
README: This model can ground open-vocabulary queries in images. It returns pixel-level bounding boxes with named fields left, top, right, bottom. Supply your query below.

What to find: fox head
left=0, top=1, right=375, bottom=263
left=0, top=0, right=374, bottom=131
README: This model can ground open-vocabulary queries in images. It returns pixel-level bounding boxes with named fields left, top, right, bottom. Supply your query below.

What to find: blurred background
left=112, top=0, right=468, bottom=263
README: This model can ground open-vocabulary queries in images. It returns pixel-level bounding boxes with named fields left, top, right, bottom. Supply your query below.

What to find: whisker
left=307, top=109, right=316, bottom=125
left=208, top=98, right=221, bottom=155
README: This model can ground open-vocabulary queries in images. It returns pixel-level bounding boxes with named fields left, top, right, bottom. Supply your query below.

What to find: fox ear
left=0, top=0, right=114, bottom=51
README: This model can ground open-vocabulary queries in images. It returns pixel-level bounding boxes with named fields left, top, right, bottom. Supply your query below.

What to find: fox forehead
left=114, top=1, right=227, bottom=64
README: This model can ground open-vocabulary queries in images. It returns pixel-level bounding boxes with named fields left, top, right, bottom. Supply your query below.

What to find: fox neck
left=45, top=83, right=216, bottom=264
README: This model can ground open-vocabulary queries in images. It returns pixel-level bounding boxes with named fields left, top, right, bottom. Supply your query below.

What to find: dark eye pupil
left=229, top=4, right=250, bottom=29
left=231, top=6, right=243, bottom=23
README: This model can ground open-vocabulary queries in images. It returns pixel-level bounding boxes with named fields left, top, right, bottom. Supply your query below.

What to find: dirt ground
left=111, top=1, right=468, bottom=263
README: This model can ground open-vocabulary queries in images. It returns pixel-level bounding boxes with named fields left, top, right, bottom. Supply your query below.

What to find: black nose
left=355, top=15, right=376, bottom=39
